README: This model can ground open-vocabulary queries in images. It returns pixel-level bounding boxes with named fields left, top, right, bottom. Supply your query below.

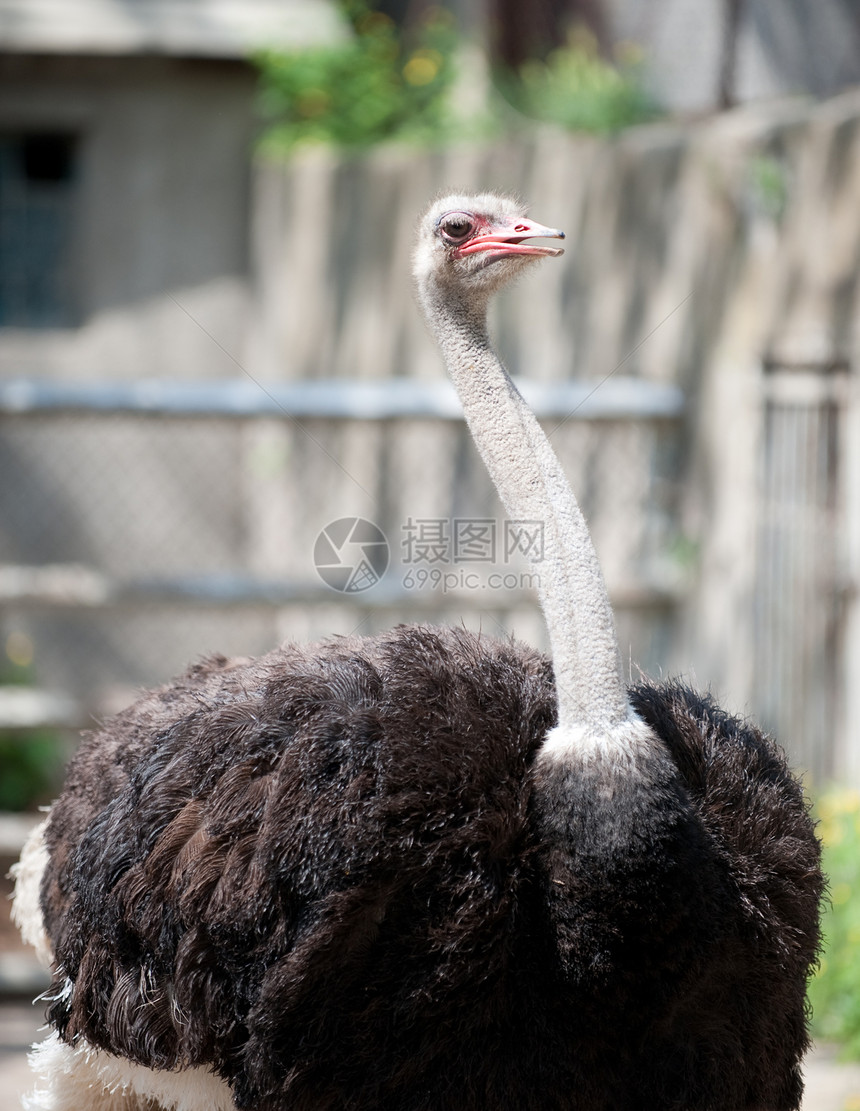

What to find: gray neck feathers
left=419, top=286, right=629, bottom=734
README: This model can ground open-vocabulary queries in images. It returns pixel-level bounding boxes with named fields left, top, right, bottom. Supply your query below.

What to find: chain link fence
left=0, top=391, right=683, bottom=718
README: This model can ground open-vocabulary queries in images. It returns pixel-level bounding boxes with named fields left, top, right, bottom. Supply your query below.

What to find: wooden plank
left=0, top=565, right=683, bottom=613
left=0, top=812, right=41, bottom=856
left=0, top=688, right=85, bottom=731
left=0, top=952, right=49, bottom=997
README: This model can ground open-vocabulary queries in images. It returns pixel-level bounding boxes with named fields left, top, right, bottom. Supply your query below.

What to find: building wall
left=607, top=0, right=860, bottom=112
left=0, top=54, right=255, bottom=379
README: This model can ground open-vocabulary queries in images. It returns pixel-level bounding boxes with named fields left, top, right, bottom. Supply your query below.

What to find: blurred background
left=1, top=0, right=860, bottom=1087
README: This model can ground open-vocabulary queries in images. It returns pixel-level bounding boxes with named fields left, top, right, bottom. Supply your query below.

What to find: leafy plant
left=501, top=27, right=659, bottom=135
left=254, top=4, right=659, bottom=156
left=808, top=789, right=860, bottom=1056
left=254, top=1, right=458, bottom=153
left=0, top=733, right=64, bottom=812
left=0, top=632, right=66, bottom=812
left=747, top=154, right=789, bottom=221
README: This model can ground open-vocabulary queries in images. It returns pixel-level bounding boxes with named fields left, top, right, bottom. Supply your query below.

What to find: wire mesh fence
left=0, top=395, right=684, bottom=718
left=755, top=369, right=848, bottom=784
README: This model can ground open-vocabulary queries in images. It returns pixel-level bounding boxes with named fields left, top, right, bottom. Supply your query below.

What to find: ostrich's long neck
left=425, top=292, right=629, bottom=734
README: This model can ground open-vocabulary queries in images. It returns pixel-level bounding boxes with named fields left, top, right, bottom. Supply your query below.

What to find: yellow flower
left=403, top=50, right=442, bottom=86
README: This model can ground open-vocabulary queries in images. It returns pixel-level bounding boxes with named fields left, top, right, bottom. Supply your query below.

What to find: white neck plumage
left=418, top=284, right=652, bottom=760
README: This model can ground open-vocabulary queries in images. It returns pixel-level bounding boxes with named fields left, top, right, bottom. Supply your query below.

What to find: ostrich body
left=14, top=194, right=821, bottom=1111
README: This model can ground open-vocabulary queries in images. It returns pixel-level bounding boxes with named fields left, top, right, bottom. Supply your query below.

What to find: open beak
left=454, top=217, right=565, bottom=261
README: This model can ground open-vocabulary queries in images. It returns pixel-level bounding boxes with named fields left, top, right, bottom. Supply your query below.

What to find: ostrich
left=13, top=192, right=821, bottom=1111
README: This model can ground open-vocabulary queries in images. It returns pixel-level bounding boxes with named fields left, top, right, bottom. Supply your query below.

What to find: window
left=0, top=132, right=78, bottom=327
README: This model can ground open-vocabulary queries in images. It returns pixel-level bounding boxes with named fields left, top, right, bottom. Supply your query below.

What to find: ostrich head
left=413, top=192, right=565, bottom=312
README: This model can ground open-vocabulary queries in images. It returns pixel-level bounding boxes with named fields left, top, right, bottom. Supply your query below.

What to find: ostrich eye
left=439, top=213, right=475, bottom=242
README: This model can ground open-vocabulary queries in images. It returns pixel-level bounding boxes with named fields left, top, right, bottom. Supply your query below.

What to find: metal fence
left=0, top=376, right=685, bottom=728
left=755, top=365, right=849, bottom=784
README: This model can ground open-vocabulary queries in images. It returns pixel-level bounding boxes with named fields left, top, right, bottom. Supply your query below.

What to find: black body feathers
left=41, top=625, right=822, bottom=1110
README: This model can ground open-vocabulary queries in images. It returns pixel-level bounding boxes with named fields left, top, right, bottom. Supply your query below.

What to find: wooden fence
left=245, top=97, right=860, bottom=785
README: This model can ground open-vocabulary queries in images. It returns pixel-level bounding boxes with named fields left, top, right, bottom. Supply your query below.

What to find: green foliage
left=254, top=2, right=458, bottom=153
left=502, top=28, right=659, bottom=135
left=0, top=632, right=66, bottom=812
left=0, top=733, right=64, bottom=812
left=808, top=789, right=860, bottom=1056
left=747, top=154, right=789, bottom=221
left=253, top=5, right=658, bottom=157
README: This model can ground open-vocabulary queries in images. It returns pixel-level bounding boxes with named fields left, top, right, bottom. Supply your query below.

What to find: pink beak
left=454, top=217, right=565, bottom=261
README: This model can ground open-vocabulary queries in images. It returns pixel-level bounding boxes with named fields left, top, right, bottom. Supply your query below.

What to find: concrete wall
left=607, top=0, right=860, bottom=112
left=0, top=0, right=347, bottom=56
left=0, top=54, right=255, bottom=380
